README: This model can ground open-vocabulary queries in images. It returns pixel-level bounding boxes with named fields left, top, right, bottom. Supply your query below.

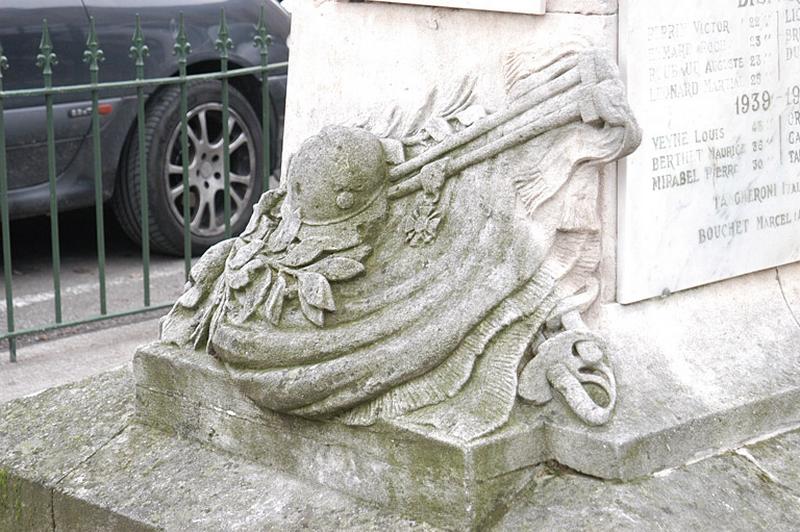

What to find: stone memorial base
left=2, top=366, right=800, bottom=531
left=134, top=343, right=542, bottom=530
left=128, top=264, right=800, bottom=529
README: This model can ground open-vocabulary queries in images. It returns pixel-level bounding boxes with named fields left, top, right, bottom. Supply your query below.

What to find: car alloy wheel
left=164, top=103, right=257, bottom=239
left=112, top=80, right=264, bottom=256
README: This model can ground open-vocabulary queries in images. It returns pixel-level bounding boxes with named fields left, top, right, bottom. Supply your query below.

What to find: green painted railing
left=0, top=8, right=284, bottom=362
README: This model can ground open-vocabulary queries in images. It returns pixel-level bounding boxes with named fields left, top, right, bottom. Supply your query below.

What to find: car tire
left=113, top=80, right=264, bottom=256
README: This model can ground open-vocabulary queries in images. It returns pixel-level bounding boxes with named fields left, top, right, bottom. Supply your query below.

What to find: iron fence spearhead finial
left=253, top=4, right=272, bottom=54
left=130, top=14, right=150, bottom=69
left=173, top=13, right=191, bottom=67
left=36, top=19, right=58, bottom=77
left=215, top=8, right=234, bottom=60
left=83, top=16, right=105, bottom=73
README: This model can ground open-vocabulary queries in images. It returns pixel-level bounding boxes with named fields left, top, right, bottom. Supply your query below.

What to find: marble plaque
left=618, top=0, right=800, bottom=303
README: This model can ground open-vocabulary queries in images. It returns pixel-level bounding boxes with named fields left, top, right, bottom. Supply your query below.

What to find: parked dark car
left=0, top=0, right=290, bottom=255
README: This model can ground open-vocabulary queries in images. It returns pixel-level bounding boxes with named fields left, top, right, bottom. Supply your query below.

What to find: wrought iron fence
left=0, top=8, right=286, bottom=362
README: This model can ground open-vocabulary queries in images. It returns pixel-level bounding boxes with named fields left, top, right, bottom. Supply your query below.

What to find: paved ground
left=0, top=208, right=178, bottom=401
left=0, top=317, right=161, bottom=403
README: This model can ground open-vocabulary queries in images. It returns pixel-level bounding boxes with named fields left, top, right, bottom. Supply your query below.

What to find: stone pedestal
left=134, top=343, right=545, bottom=530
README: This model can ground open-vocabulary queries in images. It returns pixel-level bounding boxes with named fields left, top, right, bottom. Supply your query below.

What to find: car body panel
left=1, top=0, right=93, bottom=192
left=0, top=0, right=289, bottom=220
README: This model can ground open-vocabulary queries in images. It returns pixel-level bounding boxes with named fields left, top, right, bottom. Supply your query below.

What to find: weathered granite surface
left=2, top=369, right=800, bottom=531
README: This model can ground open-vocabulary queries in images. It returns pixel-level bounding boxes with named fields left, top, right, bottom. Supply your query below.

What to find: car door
left=0, top=0, right=92, bottom=192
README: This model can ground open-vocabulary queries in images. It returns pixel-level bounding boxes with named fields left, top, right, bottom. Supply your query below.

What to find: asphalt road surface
left=0, top=207, right=186, bottom=350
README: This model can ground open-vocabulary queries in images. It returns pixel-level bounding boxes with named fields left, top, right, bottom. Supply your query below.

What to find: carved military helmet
left=286, top=126, right=387, bottom=226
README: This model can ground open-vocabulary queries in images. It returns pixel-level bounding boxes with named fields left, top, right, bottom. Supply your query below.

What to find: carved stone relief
left=159, top=43, right=641, bottom=441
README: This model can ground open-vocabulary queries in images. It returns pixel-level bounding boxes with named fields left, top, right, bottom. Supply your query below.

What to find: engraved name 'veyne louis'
left=159, top=44, right=641, bottom=440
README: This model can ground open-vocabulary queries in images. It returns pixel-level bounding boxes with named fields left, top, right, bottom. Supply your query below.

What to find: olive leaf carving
left=219, top=235, right=369, bottom=328
left=233, top=268, right=273, bottom=324
left=267, top=207, right=301, bottom=253
left=334, top=244, right=373, bottom=262
left=311, top=229, right=362, bottom=252
left=189, top=300, right=217, bottom=349
left=242, top=189, right=285, bottom=234
left=178, top=239, right=235, bottom=310
left=265, top=273, right=287, bottom=325
left=227, top=255, right=268, bottom=290
left=176, top=183, right=380, bottom=333
left=188, top=277, right=226, bottom=350
left=176, top=285, right=203, bottom=309
left=298, top=296, right=324, bottom=327
left=296, top=271, right=334, bottom=328
left=228, top=240, right=265, bottom=270
left=207, top=289, right=229, bottom=348
left=304, top=256, right=365, bottom=281
left=279, top=239, right=324, bottom=268
left=296, top=271, right=336, bottom=311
